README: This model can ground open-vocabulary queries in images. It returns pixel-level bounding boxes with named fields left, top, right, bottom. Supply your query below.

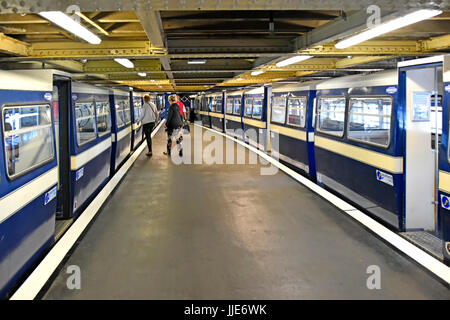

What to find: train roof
left=205, top=91, right=223, bottom=98
left=226, top=89, right=246, bottom=96
left=316, top=70, right=398, bottom=90
left=244, top=86, right=265, bottom=95
left=111, top=88, right=130, bottom=97
left=0, top=69, right=71, bottom=92
left=272, top=81, right=321, bottom=93
left=72, top=81, right=110, bottom=95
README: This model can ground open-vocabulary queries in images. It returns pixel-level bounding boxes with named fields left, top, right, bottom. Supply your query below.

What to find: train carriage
left=0, top=70, right=60, bottom=297
left=242, top=86, right=268, bottom=151
left=110, top=89, right=132, bottom=174
left=270, top=82, right=317, bottom=179
left=71, top=82, right=113, bottom=217
left=131, top=91, right=144, bottom=151
left=199, top=94, right=210, bottom=128
left=208, top=92, right=225, bottom=132
left=225, top=89, right=245, bottom=140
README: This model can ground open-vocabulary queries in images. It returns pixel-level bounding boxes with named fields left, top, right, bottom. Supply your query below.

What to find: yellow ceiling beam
left=0, top=33, right=29, bottom=56
left=334, top=55, right=394, bottom=69
left=27, top=40, right=166, bottom=59
left=46, top=60, right=84, bottom=72
left=300, top=41, right=422, bottom=56
left=83, top=59, right=162, bottom=73
left=74, top=12, right=109, bottom=36
left=420, top=33, right=450, bottom=51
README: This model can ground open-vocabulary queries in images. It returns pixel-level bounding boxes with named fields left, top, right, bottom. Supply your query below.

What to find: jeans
left=143, top=122, right=155, bottom=152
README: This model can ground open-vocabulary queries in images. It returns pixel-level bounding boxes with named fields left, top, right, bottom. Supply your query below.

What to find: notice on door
left=411, top=91, right=431, bottom=122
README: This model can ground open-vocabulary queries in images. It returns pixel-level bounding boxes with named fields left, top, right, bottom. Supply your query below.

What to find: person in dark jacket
left=164, top=94, right=184, bottom=156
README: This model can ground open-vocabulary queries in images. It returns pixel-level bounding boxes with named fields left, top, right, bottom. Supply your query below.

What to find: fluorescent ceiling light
left=114, top=58, right=134, bottom=69
left=188, top=60, right=206, bottom=64
left=275, top=55, right=313, bottom=67
left=335, top=9, right=442, bottom=49
left=138, top=72, right=146, bottom=77
left=236, top=78, right=244, bottom=81
left=251, top=70, right=265, bottom=76
left=39, top=11, right=101, bottom=44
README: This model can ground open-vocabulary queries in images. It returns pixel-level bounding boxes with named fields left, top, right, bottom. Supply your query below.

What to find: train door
left=53, top=75, right=72, bottom=220
left=401, top=61, right=443, bottom=248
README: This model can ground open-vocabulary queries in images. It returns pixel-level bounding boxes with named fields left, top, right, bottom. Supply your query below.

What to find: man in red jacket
left=176, top=96, right=186, bottom=120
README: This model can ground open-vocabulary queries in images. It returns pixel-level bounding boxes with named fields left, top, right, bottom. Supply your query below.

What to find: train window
left=216, top=98, right=223, bottom=113
left=115, top=100, right=131, bottom=128
left=133, top=97, right=143, bottom=122
left=244, top=98, right=253, bottom=117
left=252, top=98, right=263, bottom=119
left=287, top=97, right=307, bottom=127
left=233, top=98, right=242, bottom=115
left=271, top=97, right=287, bottom=124
left=226, top=98, right=233, bottom=114
left=211, top=98, right=216, bottom=112
left=2, top=104, right=54, bottom=179
left=317, top=97, right=346, bottom=137
left=75, top=102, right=97, bottom=146
left=96, top=101, right=111, bottom=137
left=347, top=97, right=392, bottom=147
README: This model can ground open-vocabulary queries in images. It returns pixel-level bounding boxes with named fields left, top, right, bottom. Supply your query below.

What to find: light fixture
left=236, top=78, right=244, bottom=81
left=39, top=11, right=101, bottom=44
left=335, top=9, right=442, bottom=49
left=114, top=58, right=134, bottom=69
left=138, top=72, right=146, bottom=77
left=251, top=70, right=265, bottom=76
left=275, top=55, right=313, bottom=67
left=188, top=60, right=206, bottom=64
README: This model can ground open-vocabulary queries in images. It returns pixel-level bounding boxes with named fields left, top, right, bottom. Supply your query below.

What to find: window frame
left=74, top=100, right=98, bottom=147
left=316, top=95, right=347, bottom=138
left=94, top=100, right=111, bottom=137
left=216, top=98, right=223, bottom=113
left=1, top=102, right=55, bottom=180
left=233, top=98, right=242, bottom=116
left=270, top=96, right=288, bottom=124
left=252, top=97, right=263, bottom=120
left=286, top=96, right=307, bottom=128
left=244, top=97, right=253, bottom=118
left=346, top=95, right=394, bottom=149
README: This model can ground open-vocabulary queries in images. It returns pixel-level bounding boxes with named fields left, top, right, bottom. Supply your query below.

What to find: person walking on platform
left=164, top=94, right=184, bottom=157
left=140, top=94, right=159, bottom=157
left=176, top=95, right=187, bottom=121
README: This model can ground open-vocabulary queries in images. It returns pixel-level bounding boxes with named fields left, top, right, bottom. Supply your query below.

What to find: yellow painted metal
left=27, top=41, right=166, bottom=59
left=0, top=33, right=29, bottom=56
left=75, top=12, right=109, bottom=36
left=335, top=55, right=395, bottom=68
left=46, top=60, right=84, bottom=72
left=420, top=34, right=450, bottom=51
left=83, top=59, right=162, bottom=73
left=299, top=41, right=423, bottom=55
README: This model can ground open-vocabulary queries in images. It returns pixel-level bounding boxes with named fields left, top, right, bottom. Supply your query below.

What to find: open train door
left=398, top=56, right=449, bottom=262
left=52, top=73, right=74, bottom=238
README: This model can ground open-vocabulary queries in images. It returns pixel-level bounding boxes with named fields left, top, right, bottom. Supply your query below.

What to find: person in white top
left=140, top=94, right=159, bottom=157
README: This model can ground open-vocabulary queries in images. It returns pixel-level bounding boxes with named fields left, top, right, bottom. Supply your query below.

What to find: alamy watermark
left=66, top=265, right=81, bottom=290
left=167, top=122, right=279, bottom=175
left=366, top=265, right=381, bottom=290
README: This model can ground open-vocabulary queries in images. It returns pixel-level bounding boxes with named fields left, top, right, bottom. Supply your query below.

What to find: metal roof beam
left=0, top=33, right=29, bottom=56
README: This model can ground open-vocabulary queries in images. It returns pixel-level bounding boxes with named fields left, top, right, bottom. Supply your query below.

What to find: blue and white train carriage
left=131, top=91, right=144, bottom=151
left=225, top=89, right=245, bottom=139
left=242, top=86, right=268, bottom=150
left=71, top=82, right=112, bottom=217
left=208, top=91, right=224, bottom=132
left=270, top=82, right=317, bottom=179
left=110, top=89, right=132, bottom=174
left=0, top=69, right=61, bottom=297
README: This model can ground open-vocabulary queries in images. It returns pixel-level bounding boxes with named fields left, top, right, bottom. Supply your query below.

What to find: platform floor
left=43, top=126, right=450, bottom=299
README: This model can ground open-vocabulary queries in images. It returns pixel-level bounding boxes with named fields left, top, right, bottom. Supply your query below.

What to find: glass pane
left=348, top=97, right=392, bottom=147
left=244, top=98, right=253, bottom=116
left=317, top=97, right=346, bottom=136
left=211, top=98, right=216, bottom=112
left=121, top=100, right=131, bottom=125
left=287, top=97, right=307, bottom=127
left=133, top=97, right=143, bottom=121
left=252, top=98, right=263, bottom=119
left=226, top=98, right=233, bottom=114
left=271, top=97, right=286, bottom=123
left=233, top=98, right=241, bottom=115
left=3, top=104, right=54, bottom=178
left=216, top=98, right=223, bottom=113
left=75, top=102, right=97, bottom=145
left=96, top=101, right=111, bottom=136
